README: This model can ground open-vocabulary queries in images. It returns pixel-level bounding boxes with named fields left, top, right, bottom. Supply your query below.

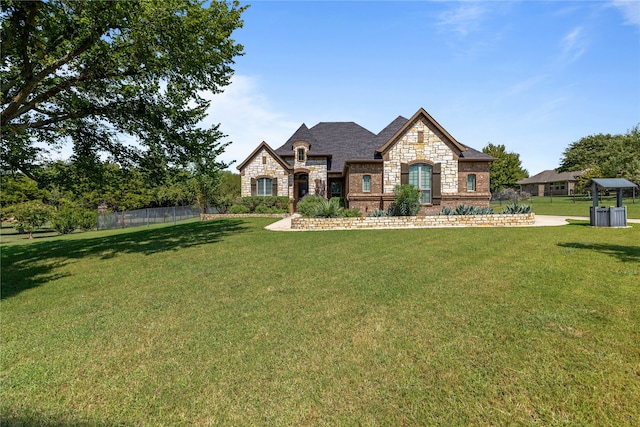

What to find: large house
left=517, top=169, right=586, bottom=196
left=237, top=108, right=494, bottom=214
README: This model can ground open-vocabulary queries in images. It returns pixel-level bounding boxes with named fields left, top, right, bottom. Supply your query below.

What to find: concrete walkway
left=264, top=214, right=639, bottom=231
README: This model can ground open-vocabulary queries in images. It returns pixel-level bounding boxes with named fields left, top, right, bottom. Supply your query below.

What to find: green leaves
left=391, top=184, right=422, bottom=216
left=559, top=125, right=640, bottom=184
left=482, top=143, right=529, bottom=193
left=8, top=200, right=54, bottom=239
left=1, top=0, right=246, bottom=179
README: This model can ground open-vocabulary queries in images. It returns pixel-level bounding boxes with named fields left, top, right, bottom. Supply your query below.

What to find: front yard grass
left=492, top=195, right=640, bottom=218
left=2, top=218, right=639, bottom=425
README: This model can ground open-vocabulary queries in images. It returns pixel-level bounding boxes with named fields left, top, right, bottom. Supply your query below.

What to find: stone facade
left=383, top=119, right=458, bottom=194
left=305, top=159, right=329, bottom=196
left=291, top=213, right=535, bottom=230
left=240, top=148, right=290, bottom=197
left=237, top=109, right=494, bottom=214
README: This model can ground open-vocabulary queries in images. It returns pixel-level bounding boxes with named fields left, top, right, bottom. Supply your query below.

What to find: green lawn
left=2, top=219, right=639, bottom=425
left=492, top=195, right=640, bottom=218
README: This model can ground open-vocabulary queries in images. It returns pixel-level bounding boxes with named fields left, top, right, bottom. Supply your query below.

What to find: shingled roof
left=275, top=122, right=377, bottom=171
left=272, top=111, right=492, bottom=172
left=517, top=169, right=585, bottom=185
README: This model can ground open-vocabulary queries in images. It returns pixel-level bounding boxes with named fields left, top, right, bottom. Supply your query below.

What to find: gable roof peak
left=376, top=108, right=466, bottom=154
left=236, top=140, right=291, bottom=172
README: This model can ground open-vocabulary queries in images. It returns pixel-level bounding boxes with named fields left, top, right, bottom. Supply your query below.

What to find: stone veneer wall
left=291, top=213, right=535, bottom=230
left=383, top=119, right=458, bottom=194
left=241, top=148, right=290, bottom=197
left=305, top=159, right=329, bottom=196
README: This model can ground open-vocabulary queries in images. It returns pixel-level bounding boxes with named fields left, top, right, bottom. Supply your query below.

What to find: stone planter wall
left=291, top=213, right=535, bottom=230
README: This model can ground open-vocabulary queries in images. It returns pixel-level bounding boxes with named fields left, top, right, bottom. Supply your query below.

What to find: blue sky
left=205, top=0, right=640, bottom=175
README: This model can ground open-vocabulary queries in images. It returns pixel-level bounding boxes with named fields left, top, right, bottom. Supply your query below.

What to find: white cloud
left=560, top=26, right=587, bottom=63
left=198, top=75, right=299, bottom=170
left=438, top=3, right=486, bottom=36
left=611, top=0, right=640, bottom=26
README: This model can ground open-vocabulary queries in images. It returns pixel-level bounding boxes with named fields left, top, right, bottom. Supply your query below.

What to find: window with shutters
left=409, top=164, right=431, bottom=203
left=257, top=178, right=272, bottom=196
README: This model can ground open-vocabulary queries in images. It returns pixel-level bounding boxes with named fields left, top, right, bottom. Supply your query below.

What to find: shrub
left=11, top=200, right=54, bottom=239
left=454, top=204, right=478, bottom=215
left=296, top=195, right=324, bottom=217
left=439, top=207, right=455, bottom=216
left=342, top=208, right=362, bottom=218
left=239, top=196, right=289, bottom=213
left=229, top=205, right=249, bottom=214
left=314, top=198, right=343, bottom=218
left=368, top=209, right=389, bottom=217
left=390, top=184, right=421, bottom=216
left=76, top=209, right=97, bottom=231
left=440, top=205, right=494, bottom=215
left=476, top=207, right=495, bottom=215
left=254, top=205, right=272, bottom=214
left=492, top=188, right=530, bottom=202
left=501, top=203, right=532, bottom=214
left=51, top=205, right=77, bottom=234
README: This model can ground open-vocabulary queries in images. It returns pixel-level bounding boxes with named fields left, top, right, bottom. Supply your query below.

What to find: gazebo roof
left=589, top=178, right=638, bottom=189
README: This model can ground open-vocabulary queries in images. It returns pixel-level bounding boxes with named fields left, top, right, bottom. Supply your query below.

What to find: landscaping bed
left=291, top=213, right=535, bottom=230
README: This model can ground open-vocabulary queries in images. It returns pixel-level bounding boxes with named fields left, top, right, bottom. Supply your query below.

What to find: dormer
left=293, top=140, right=310, bottom=165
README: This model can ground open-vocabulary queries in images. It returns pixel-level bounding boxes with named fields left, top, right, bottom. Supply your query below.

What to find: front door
left=296, top=173, right=309, bottom=200
left=293, top=173, right=309, bottom=212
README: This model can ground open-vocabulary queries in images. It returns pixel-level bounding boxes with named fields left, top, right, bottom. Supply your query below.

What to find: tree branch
left=1, top=34, right=98, bottom=127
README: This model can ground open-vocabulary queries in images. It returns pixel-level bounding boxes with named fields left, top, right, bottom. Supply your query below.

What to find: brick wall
left=291, top=213, right=535, bottom=230
left=346, top=162, right=384, bottom=213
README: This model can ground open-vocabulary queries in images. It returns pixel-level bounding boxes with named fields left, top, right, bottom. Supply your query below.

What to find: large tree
left=481, top=143, right=529, bottom=193
left=558, top=125, right=640, bottom=184
left=1, top=0, right=245, bottom=182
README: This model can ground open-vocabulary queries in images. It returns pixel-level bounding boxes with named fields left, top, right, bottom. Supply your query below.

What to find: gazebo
left=589, top=178, right=638, bottom=227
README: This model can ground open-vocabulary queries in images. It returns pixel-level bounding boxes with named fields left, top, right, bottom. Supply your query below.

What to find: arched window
left=362, top=175, right=371, bottom=192
left=409, top=164, right=431, bottom=203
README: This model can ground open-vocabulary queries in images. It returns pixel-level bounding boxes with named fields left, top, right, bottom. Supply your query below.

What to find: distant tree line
left=1, top=162, right=240, bottom=236
left=558, top=124, right=640, bottom=187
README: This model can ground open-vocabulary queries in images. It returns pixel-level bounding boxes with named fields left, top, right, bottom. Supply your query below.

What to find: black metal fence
left=97, top=206, right=201, bottom=230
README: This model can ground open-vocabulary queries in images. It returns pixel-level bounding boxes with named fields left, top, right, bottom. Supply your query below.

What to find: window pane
left=409, top=165, right=418, bottom=187
left=409, top=164, right=431, bottom=203
left=258, top=178, right=272, bottom=196
left=331, top=181, right=341, bottom=195
left=363, top=175, right=371, bottom=192
left=467, top=174, right=476, bottom=191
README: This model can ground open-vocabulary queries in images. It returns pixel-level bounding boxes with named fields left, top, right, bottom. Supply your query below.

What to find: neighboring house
left=237, top=108, right=494, bottom=214
left=517, top=169, right=586, bottom=196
